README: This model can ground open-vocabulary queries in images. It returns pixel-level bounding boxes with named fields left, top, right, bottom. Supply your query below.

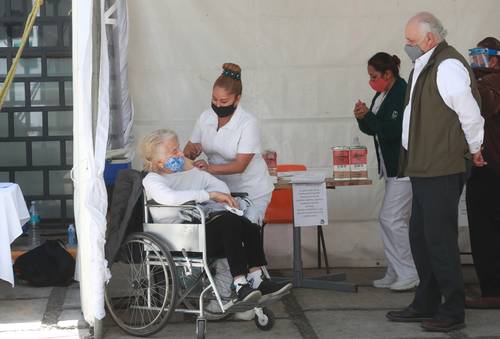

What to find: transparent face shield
left=468, top=48, right=500, bottom=68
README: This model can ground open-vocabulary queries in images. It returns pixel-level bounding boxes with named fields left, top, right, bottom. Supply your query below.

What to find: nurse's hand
left=184, top=142, right=202, bottom=160
left=209, top=192, right=238, bottom=208
left=353, top=100, right=369, bottom=119
left=193, top=159, right=209, bottom=171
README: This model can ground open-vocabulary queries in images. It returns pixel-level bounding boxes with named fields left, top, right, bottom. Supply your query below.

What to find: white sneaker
left=373, top=275, right=396, bottom=288
left=390, top=277, right=419, bottom=291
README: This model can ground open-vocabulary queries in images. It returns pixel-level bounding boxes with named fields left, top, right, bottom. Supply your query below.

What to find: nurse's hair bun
left=223, top=63, right=241, bottom=74
left=214, top=62, right=243, bottom=95
left=222, top=63, right=241, bottom=80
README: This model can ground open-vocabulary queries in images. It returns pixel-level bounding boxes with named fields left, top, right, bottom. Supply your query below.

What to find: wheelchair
left=104, top=193, right=284, bottom=338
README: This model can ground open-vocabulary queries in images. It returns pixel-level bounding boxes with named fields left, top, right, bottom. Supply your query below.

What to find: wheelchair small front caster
left=196, top=317, right=207, bottom=339
left=254, top=307, right=275, bottom=331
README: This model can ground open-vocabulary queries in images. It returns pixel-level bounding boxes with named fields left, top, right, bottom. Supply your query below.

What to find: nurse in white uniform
left=184, top=63, right=273, bottom=225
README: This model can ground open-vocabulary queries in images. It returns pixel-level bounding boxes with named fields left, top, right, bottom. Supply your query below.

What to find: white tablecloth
left=0, top=183, right=29, bottom=287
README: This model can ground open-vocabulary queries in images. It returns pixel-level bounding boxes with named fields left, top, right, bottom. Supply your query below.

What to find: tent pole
left=93, top=317, right=104, bottom=339
left=90, top=0, right=104, bottom=338
left=91, top=0, right=101, bottom=141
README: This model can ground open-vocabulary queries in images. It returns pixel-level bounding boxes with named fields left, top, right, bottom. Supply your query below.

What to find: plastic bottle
left=67, top=223, right=76, bottom=246
left=350, top=137, right=368, bottom=179
left=29, top=201, right=41, bottom=246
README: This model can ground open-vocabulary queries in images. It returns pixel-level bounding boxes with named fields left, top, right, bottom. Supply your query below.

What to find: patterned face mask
left=164, top=156, right=185, bottom=173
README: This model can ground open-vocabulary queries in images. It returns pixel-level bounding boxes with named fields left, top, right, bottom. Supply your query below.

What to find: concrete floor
left=1, top=266, right=499, bottom=339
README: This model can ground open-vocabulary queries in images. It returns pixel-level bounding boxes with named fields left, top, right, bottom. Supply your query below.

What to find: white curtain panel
left=72, top=0, right=111, bottom=324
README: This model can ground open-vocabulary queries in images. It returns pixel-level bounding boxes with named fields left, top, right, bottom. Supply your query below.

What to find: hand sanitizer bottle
left=67, top=223, right=76, bottom=246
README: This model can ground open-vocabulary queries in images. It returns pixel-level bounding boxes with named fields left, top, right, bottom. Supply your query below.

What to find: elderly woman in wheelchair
left=103, top=128, right=293, bottom=338
left=140, top=128, right=291, bottom=301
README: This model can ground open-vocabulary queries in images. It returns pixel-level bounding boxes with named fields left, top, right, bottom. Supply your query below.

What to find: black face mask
left=211, top=102, right=236, bottom=117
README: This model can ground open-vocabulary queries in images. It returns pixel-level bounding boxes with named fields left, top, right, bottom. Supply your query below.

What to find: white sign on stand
left=291, top=173, right=328, bottom=227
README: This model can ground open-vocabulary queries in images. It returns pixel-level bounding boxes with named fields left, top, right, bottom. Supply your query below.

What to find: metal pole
left=93, top=317, right=104, bottom=339
left=91, top=0, right=101, bottom=142
left=292, top=190, right=303, bottom=287
left=293, top=226, right=303, bottom=287
left=91, top=0, right=104, bottom=338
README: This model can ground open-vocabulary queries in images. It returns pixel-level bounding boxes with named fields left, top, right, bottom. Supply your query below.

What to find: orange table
left=274, top=177, right=372, bottom=189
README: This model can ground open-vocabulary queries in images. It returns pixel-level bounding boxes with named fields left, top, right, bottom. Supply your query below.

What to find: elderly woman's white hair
left=410, top=11, right=448, bottom=41
left=139, top=129, right=178, bottom=171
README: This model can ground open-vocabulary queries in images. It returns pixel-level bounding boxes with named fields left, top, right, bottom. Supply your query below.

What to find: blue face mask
left=164, top=156, right=185, bottom=173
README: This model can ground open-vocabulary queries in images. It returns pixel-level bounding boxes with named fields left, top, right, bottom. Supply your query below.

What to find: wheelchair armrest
left=146, top=199, right=196, bottom=207
left=231, top=192, right=248, bottom=198
left=145, top=200, right=206, bottom=223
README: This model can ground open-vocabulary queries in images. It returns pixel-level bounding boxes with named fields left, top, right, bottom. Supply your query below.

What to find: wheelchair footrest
left=222, top=299, right=260, bottom=313
left=258, top=290, right=290, bottom=307
left=222, top=290, right=290, bottom=313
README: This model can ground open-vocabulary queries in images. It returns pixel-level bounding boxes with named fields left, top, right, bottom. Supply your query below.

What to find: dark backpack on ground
left=13, top=240, right=75, bottom=287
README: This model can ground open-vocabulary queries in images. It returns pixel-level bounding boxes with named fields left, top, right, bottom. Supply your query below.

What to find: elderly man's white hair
left=410, top=11, right=448, bottom=41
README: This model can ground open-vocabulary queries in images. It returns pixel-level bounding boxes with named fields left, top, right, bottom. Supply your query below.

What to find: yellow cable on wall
left=0, top=0, right=44, bottom=110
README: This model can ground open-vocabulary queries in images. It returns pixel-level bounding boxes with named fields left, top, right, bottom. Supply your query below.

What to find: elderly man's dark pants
left=466, top=166, right=500, bottom=297
left=409, top=173, right=467, bottom=322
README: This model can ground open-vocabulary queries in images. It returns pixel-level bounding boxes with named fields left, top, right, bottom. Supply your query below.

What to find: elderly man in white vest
left=386, top=12, right=485, bottom=332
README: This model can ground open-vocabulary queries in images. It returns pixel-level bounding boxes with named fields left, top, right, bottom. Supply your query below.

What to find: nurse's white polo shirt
left=190, top=105, right=273, bottom=200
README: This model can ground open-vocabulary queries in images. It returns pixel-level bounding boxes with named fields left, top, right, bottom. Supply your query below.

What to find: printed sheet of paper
left=292, top=182, right=328, bottom=227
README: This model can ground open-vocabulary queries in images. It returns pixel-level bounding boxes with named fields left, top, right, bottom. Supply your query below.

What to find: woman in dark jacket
left=465, top=37, right=500, bottom=309
left=353, top=52, right=418, bottom=291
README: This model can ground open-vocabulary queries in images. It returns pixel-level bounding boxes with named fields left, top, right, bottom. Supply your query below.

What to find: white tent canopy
left=72, top=0, right=500, bottom=332
left=125, top=0, right=500, bottom=269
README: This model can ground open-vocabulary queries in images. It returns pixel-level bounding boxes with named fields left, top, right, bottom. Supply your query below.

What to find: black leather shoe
left=421, top=318, right=465, bottom=332
left=386, top=306, right=433, bottom=322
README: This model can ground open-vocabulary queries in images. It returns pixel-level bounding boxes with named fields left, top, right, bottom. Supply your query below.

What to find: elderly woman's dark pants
left=206, top=212, right=267, bottom=277
left=466, top=166, right=500, bottom=297
left=409, top=173, right=467, bottom=322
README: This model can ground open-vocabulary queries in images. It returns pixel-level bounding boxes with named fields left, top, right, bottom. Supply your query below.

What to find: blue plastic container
left=104, top=160, right=131, bottom=186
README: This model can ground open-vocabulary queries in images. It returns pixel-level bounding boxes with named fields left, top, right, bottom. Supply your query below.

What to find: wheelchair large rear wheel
left=105, top=232, right=177, bottom=337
